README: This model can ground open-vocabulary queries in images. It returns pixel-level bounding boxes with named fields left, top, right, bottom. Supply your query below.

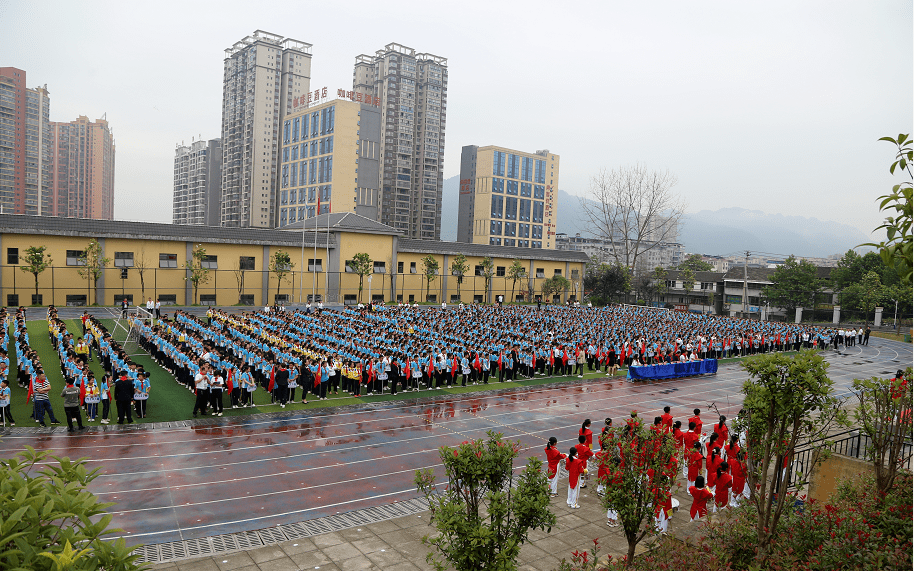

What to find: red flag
left=474, top=354, right=481, bottom=371
left=26, top=375, right=33, bottom=403
left=427, top=358, right=434, bottom=378
left=548, top=352, right=553, bottom=368
left=268, top=367, right=275, bottom=392
left=404, top=359, right=411, bottom=379
left=452, top=356, right=458, bottom=374
left=499, top=352, right=504, bottom=370
left=314, top=365, right=322, bottom=388
left=562, top=349, right=568, bottom=365
left=79, top=379, right=86, bottom=406
left=226, top=369, right=234, bottom=392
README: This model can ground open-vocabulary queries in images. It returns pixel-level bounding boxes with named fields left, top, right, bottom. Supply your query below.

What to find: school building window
left=66, top=250, right=86, bottom=266
left=536, top=268, right=545, bottom=278
left=201, top=255, right=218, bottom=269
left=159, top=253, right=178, bottom=268
left=373, top=261, right=386, bottom=273
left=239, top=256, right=256, bottom=271
left=6, top=248, right=18, bottom=265
left=496, top=266, right=506, bottom=277
left=113, top=252, right=134, bottom=267
left=308, top=259, right=323, bottom=272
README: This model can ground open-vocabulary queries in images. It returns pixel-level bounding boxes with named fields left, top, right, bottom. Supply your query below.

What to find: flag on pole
left=268, top=367, right=276, bottom=392
left=79, top=379, right=86, bottom=406
left=474, top=354, right=481, bottom=371
left=314, top=365, right=322, bottom=388
left=226, top=369, right=234, bottom=392
left=499, top=352, right=504, bottom=371
left=26, top=375, right=33, bottom=403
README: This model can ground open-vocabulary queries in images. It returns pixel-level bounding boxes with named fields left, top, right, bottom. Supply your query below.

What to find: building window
left=491, top=178, right=504, bottom=193
left=493, top=151, right=506, bottom=176
left=491, top=195, right=503, bottom=218
left=519, top=199, right=531, bottom=221
left=239, top=256, right=255, bottom=271
left=504, top=197, right=517, bottom=220
left=496, top=266, right=506, bottom=277
left=571, top=269, right=580, bottom=279
left=534, top=185, right=545, bottom=199
left=519, top=223, right=530, bottom=238
left=66, top=294, right=87, bottom=307
left=113, top=251, right=134, bottom=267
left=521, top=157, right=533, bottom=181
left=503, top=239, right=515, bottom=247
left=410, top=262, right=417, bottom=274
left=373, top=261, right=386, bottom=273
left=308, top=258, right=323, bottom=272
left=6, top=248, right=18, bottom=265
left=490, top=220, right=502, bottom=236
left=66, top=250, right=86, bottom=266
left=554, top=269, right=562, bottom=276
left=532, top=225, right=543, bottom=239
left=159, top=253, right=178, bottom=268
left=536, top=268, right=545, bottom=278
left=201, top=255, right=218, bottom=269
left=504, top=222, right=516, bottom=237
left=532, top=201, right=544, bottom=223
left=474, top=265, right=484, bottom=276
left=7, top=294, right=19, bottom=307
left=489, top=237, right=502, bottom=246
left=532, top=241, right=542, bottom=249
left=535, top=159, right=546, bottom=184
left=520, top=183, right=532, bottom=197
left=505, top=180, right=518, bottom=195
left=507, top=153, right=520, bottom=178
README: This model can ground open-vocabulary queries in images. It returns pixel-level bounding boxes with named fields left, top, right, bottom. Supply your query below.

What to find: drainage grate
left=134, top=496, right=430, bottom=564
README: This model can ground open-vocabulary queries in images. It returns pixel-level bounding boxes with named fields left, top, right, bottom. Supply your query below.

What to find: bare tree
left=134, top=248, right=149, bottom=300
left=579, top=164, right=685, bottom=273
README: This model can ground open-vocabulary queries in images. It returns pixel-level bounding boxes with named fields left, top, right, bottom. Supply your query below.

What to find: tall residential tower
left=353, top=43, right=447, bottom=240
left=173, top=138, right=222, bottom=226
left=49, top=116, right=116, bottom=220
left=0, top=67, right=51, bottom=216
left=220, top=30, right=311, bottom=228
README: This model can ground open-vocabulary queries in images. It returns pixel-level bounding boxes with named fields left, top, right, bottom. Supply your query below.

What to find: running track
left=0, top=339, right=907, bottom=547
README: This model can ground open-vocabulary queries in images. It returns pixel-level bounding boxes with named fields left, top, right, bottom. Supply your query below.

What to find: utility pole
left=742, top=251, right=749, bottom=319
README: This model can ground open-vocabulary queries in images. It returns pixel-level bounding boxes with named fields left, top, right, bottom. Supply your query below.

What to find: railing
left=789, top=429, right=913, bottom=490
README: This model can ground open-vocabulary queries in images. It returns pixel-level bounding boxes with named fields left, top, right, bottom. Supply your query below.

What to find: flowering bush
left=557, top=471, right=912, bottom=570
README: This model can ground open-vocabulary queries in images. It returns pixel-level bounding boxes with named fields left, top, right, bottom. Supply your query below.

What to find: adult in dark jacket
left=274, top=365, right=289, bottom=407
left=113, top=371, right=134, bottom=424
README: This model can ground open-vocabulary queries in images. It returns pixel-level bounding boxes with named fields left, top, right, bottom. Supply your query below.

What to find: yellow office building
left=0, top=214, right=587, bottom=307
left=457, top=146, right=559, bottom=249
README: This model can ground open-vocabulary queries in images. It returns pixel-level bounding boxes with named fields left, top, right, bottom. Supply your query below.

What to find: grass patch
left=870, top=330, right=911, bottom=343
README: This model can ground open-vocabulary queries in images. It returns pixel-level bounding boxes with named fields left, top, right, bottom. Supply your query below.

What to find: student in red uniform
left=579, top=418, right=593, bottom=449
left=714, top=461, right=732, bottom=512
left=705, top=434, right=720, bottom=475
left=713, top=415, right=729, bottom=446
left=683, top=422, right=700, bottom=478
left=672, top=421, right=685, bottom=462
left=706, top=448, right=723, bottom=492
left=689, top=475, right=714, bottom=522
left=724, top=434, right=740, bottom=461
left=730, top=450, right=747, bottom=507
left=599, top=417, right=613, bottom=450
left=605, top=456, right=622, bottom=527
left=651, top=416, right=664, bottom=434
left=565, top=447, right=586, bottom=509
left=660, top=406, right=673, bottom=432
left=689, top=408, right=703, bottom=435
left=545, top=437, right=567, bottom=497
left=575, top=434, right=594, bottom=488
left=687, top=442, right=704, bottom=488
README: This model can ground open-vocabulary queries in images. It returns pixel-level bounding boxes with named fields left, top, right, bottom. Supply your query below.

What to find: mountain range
left=438, top=175, right=870, bottom=258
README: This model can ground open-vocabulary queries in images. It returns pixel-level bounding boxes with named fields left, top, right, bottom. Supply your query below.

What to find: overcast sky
left=1, top=0, right=910, bottom=238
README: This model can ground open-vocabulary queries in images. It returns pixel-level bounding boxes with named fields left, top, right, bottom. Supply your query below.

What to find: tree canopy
left=584, top=259, right=630, bottom=305
left=863, top=134, right=912, bottom=283
left=761, top=255, right=820, bottom=316
left=678, top=254, right=714, bottom=272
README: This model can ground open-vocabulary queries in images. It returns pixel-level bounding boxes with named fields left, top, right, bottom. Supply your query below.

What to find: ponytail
left=717, top=461, right=729, bottom=479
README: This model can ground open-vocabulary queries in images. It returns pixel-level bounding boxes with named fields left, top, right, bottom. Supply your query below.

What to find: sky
left=1, top=0, right=911, bottom=238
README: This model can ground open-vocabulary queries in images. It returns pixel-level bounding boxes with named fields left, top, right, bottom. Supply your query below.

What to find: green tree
left=507, top=259, right=526, bottom=303
left=863, top=134, right=912, bottom=282
left=678, top=253, right=714, bottom=272
left=77, top=238, right=110, bottom=306
left=480, top=256, right=495, bottom=304
left=541, top=275, right=570, bottom=300
left=651, top=266, right=668, bottom=305
left=839, top=270, right=886, bottom=323
left=18, top=245, right=52, bottom=304
left=348, top=253, right=372, bottom=303
left=421, top=254, right=439, bottom=302
left=598, top=419, right=678, bottom=564
left=0, top=447, right=147, bottom=570
left=738, top=351, right=846, bottom=565
left=414, top=431, right=555, bottom=571
left=183, top=244, right=210, bottom=305
left=680, top=267, right=695, bottom=307
left=269, top=250, right=294, bottom=301
left=450, top=253, right=469, bottom=301
left=584, top=261, right=630, bottom=305
left=852, top=368, right=913, bottom=500
left=761, top=255, right=820, bottom=317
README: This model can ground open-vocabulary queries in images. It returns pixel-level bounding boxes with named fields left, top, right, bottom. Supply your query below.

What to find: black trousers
left=193, top=390, right=209, bottom=415
left=210, top=389, right=224, bottom=412
left=116, top=400, right=133, bottom=423
left=64, top=405, right=84, bottom=430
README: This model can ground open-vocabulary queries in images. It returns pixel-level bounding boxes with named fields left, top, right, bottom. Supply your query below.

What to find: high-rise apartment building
left=173, top=138, right=222, bottom=226
left=277, top=97, right=381, bottom=227
left=220, top=30, right=312, bottom=228
left=49, top=116, right=116, bottom=220
left=0, top=67, right=51, bottom=216
left=457, top=146, right=560, bottom=249
left=353, top=43, right=447, bottom=240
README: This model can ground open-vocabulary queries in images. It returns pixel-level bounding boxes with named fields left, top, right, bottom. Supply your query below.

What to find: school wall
left=807, top=453, right=875, bottom=503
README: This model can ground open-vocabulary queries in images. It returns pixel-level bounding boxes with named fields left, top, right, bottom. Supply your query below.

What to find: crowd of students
left=546, top=407, right=749, bottom=533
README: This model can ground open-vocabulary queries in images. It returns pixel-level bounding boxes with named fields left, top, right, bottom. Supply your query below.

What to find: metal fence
left=789, top=429, right=913, bottom=490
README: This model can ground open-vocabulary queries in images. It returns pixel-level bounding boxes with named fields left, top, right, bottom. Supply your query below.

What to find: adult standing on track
left=60, top=378, right=85, bottom=432
left=32, top=373, right=60, bottom=427
left=113, top=370, right=134, bottom=424
left=192, top=363, right=210, bottom=417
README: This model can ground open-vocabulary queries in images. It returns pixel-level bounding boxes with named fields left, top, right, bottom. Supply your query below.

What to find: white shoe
left=218, top=412, right=223, bottom=416
left=281, top=404, right=285, bottom=408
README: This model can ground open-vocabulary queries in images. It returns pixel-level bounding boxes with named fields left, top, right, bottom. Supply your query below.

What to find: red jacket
left=660, top=413, right=673, bottom=431
left=566, top=457, right=585, bottom=489
left=713, top=423, right=729, bottom=446
left=687, top=450, right=704, bottom=482
left=715, top=472, right=733, bottom=506
left=689, top=415, right=703, bottom=434
left=545, top=445, right=566, bottom=478
left=579, top=427, right=593, bottom=449
left=731, top=460, right=746, bottom=495
left=689, top=485, right=713, bottom=519
left=575, top=442, right=594, bottom=468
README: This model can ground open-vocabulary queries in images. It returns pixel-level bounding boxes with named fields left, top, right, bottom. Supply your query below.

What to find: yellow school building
left=0, top=214, right=588, bottom=307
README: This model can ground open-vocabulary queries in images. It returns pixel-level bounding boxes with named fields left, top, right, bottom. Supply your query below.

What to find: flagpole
left=312, top=198, right=319, bottom=304
left=325, top=200, right=330, bottom=303
left=299, top=221, right=306, bottom=305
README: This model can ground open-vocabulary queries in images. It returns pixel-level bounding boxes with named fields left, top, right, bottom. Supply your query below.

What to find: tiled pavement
left=149, top=484, right=699, bottom=571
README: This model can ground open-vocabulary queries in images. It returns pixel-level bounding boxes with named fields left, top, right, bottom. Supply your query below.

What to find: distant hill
left=441, top=176, right=864, bottom=258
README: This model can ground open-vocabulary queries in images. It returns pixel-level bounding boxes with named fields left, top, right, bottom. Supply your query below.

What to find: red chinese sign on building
left=292, top=87, right=381, bottom=109
left=293, top=87, right=328, bottom=108
left=337, top=89, right=380, bottom=107
left=459, top=178, right=473, bottom=194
